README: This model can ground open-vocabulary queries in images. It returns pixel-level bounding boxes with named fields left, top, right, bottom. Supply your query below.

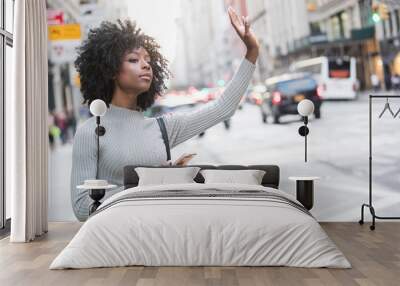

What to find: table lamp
left=89, top=99, right=107, bottom=178
left=77, top=99, right=114, bottom=214
left=297, top=99, right=314, bottom=162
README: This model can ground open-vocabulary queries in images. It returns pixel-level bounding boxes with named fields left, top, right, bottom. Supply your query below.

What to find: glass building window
left=359, top=0, right=373, bottom=27
left=5, top=44, right=12, bottom=220
left=382, top=20, right=387, bottom=38
left=331, top=12, right=347, bottom=40
left=388, top=12, right=393, bottom=37
left=5, top=0, right=13, bottom=33
left=1, top=0, right=14, bottom=232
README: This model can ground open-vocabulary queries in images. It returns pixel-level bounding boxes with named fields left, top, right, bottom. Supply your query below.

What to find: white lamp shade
left=297, top=99, right=314, bottom=116
left=90, top=99, right=107, bottom=117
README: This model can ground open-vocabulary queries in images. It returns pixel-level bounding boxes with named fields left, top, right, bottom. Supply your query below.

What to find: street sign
left=48, top=24, right=81, bottom=41
left=48, top=24, right=82, bottom=63
left=47, top=9, right=64, bottom=25
left=49, top=40, right=81, bottom=64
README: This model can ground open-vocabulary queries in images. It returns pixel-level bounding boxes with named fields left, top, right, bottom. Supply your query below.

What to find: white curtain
left=7, top=0, right=48, bottom=242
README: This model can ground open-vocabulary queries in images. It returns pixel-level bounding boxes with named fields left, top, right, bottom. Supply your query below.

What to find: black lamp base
left=88, top=189, right=106, bottom=215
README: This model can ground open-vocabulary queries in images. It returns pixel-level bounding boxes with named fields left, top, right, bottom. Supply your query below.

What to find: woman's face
left=115, top=47, right=153, bottom=94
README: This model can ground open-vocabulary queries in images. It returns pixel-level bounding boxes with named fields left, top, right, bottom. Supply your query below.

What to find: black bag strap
left=156, top=117, right=171, bottom=161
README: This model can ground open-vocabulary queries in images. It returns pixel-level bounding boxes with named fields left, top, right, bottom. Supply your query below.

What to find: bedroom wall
left=46, top=0, right=400, bottom=222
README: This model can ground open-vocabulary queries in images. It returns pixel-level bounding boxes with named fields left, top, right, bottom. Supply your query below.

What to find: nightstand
left=77, top=181, right=117, bottom=214
left=288, top=177, right=320, bottom=210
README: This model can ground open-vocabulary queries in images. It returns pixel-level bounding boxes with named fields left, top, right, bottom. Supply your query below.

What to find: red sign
left=329, top=70, right=350, bottom=78
left=47, top=10, right=64, bottom=25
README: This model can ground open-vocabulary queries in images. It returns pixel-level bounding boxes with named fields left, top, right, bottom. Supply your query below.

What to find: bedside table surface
left=288, top=176, right=320, bottom=181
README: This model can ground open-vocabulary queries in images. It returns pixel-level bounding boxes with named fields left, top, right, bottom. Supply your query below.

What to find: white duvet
left=50, top=183, right=351, bottom=269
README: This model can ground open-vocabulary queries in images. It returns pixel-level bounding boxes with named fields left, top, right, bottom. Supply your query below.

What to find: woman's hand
left=175, top=153, right=196, bottom=166
left=161, top=160, right=173, bottom=166
left=228, top=6, right=260, bottom=64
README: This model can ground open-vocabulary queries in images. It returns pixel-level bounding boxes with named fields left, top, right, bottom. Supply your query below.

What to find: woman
left=71, top=6, right=259, bottom=221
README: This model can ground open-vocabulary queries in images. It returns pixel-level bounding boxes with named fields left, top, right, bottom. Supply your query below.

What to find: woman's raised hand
left=228, top=6, right=260, bottom=64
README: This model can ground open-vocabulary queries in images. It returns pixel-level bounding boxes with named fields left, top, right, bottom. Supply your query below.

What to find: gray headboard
left=123, top=164, right=280, bottom=189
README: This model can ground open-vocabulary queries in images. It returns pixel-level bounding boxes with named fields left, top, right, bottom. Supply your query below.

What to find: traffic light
left=372, top=3, right=390, bottom=22
left=372, top=3, right=380, bottom=23
left=378, top=3, right=389, bottom=21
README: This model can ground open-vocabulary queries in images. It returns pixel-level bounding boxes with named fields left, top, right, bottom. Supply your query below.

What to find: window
left=310, top=22, right=321, bottom=35
left=331, top=11, right=348, bottom=40
left=296, top=63, right=322, bottom=74
left=359, top=0, right=373, bottom=27
left=1, top=0, right=14, bottom=233
left=5, top=44, right=11, bottom=220
left=328, top=58, right=351, bottom=78
left=5, top=0, right=13, bottom=33
left=331, top=14, right=341, bottom=40
left=388, top=11, right=393, bottom=36
left=276, top=78, right=317, bottom=94
left=382, top=19, right=387, bottom=38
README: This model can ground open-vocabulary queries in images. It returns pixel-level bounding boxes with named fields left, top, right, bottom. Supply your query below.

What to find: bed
left=50, top=164, right=351, bottom=269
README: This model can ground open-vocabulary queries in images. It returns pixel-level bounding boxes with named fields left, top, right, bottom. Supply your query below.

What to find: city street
left=49, top=91, right=400, bottom=222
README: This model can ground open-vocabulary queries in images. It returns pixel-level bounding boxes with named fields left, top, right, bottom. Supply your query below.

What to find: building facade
left=373, top=0, right=400, bottom=89
left=305, top=0, right=377, bottom=90
left=247, top=0, right=310, bottom=80
left=246, top=0, right=388, bottom=89
left=174, top=0, right=250, bottom=88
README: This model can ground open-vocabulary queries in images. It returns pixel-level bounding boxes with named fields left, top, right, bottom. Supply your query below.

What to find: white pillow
left=200, top=169, right=266, bottom=185
left=135, top=167, right=201, bottom=186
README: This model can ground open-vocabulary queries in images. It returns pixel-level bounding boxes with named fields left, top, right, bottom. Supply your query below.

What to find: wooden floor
left=0, top=222, right=399, bottom=286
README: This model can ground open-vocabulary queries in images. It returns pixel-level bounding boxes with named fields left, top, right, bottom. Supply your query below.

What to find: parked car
left=261, top=73, right=323, bottom=124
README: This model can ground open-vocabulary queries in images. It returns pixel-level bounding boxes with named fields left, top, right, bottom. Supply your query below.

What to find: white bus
left=289, top=56, right=358, bottom=100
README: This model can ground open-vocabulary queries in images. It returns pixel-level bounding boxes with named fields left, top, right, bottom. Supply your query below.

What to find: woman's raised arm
left=161, top=6, right=259, bottom=148
left=162, top=57, right=255, bottom=148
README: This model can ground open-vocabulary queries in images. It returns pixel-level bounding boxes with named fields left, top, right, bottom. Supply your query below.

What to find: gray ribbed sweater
left=71, top=57, right=255, bottom=221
